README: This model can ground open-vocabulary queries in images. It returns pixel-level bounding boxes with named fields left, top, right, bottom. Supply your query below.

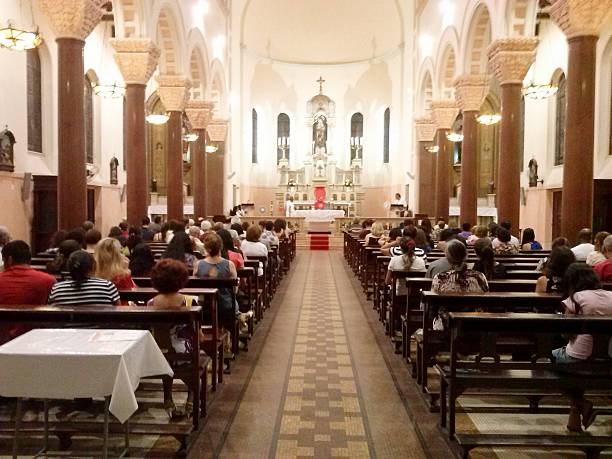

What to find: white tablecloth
left=0, top=329, right=173, bottom=423
left=293, top=209, right=345, bottom=221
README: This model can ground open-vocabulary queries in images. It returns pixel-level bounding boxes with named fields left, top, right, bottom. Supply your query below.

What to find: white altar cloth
left=293, top=209, right=345, bottom=221
left=0, top=329, right=172, bottom=423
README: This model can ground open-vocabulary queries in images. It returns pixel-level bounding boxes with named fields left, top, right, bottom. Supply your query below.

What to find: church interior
left=0, top=0, right=611, bottom=457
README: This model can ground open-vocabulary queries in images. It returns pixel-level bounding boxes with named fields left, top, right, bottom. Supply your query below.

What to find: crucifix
left=317, top=76, right=325, bottom=94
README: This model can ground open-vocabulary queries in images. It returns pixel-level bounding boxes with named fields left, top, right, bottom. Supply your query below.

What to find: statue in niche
left=487, top=180, right=495, bottom=195
left=528, top=157, right=539, bottom=187
left=110, top=157, right=119, bottom=185
left=151, top=178, right=158, bottom=193
left=313, top=115, right=327, bottom=153
left=0, top=127, right=16, bottom=172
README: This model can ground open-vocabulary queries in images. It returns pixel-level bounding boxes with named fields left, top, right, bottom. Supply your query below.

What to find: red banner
left=314, top=186, right=326, bottom=209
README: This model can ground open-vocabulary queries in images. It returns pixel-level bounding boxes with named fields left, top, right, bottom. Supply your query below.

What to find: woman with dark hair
left=154, top=222, right=170, bottom=242
left=46, top=239, right=82, bottom=274
left=473, top=238, right=507, bottom=280
left=535, top=246, right=576, bottom=293
left=419, top=218, right=433, bottom=241
left=586, top=231, right=610, bottom=266
left=217, top=229, right=244, bottom=269
left=536, top=236, right=570, bottom=272
left=432, top=240, right=489, bottom=294
left=163, top=231, right=196, bottom=270
left=521, top=228, right=542, bottom=251
left=385, top=237, right=426, bottom=290
left=129, top=243, right=155, bottom=277
left=494, top=227, right=519, bottom=255
left=273, top=218, right=288, bottom=240
left=552, top=263, right=612, bottom=432
left=380, top=227, right=403, bottom=255
left=48, top=250, right=120, bottom=305
left=414, top=228, right=432, bottom=254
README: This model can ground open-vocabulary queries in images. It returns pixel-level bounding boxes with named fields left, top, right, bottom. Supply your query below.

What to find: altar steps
left=296, top=233, right=343, bottom=251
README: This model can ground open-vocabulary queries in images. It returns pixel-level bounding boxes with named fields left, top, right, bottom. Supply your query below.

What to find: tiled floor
left=213, top=251, right=427, bottom=458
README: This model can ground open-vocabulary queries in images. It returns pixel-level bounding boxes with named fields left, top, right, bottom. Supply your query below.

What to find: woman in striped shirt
left=48, top=250, right=120, bottom=306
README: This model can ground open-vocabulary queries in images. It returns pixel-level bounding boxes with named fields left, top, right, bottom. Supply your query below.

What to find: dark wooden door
left=593, top=179, right=612, bottom=234
left=32, top=175, right=58, bottom=254
left=87, top=187, right=96, bottom=224
left=552, top=190, right=562, bottom=241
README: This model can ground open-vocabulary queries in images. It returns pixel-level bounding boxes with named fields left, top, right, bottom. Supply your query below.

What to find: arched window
left=27, top=48, right=42, bottom=153
left=350, top=112, right=363, bottom=161
left=251, top=109, right=258, bottom=164
left=277, top=113, right=290, bottom=163
left=554, top=73, right=566, bottom=166
left=383, top=107, right=390, bottom=164
left=84, top=74, right=94, bottom=164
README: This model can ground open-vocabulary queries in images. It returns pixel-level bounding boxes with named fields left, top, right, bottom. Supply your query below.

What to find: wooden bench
left=439, top=312, right=612, bottom=457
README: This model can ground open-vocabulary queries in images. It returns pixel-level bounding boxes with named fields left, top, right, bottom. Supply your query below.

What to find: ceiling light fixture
left=93, top=81, right=126, bottom=99
left=0, top=22, right=42, bottom=50
left=205, top=145, right=218, bottom=153
left=183, top=132, right=199, bottom=142
left=146, top=113, right=169, bottom=125
left=425, top=145, right=439, bottom=153
left=476, top=113, right=501, bottom=125
left=446, top=132, right=463, bottom=143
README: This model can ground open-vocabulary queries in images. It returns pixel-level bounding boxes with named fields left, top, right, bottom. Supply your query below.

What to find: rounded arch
left=154, top=2, right=187, bottom=75
left=436, top=44, right=457, bottom=99
left=504, top=0, right=537, bottom=38
left=462, top=2, right=492, bottom=74
left=417, top=70, right=434, bottom=115
left=209, top=59, right=228, bottom=117
left=188, top=46, right=207, bottom=101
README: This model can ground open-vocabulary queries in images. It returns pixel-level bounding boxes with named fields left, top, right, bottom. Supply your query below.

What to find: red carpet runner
left=309, top=233, right=329, bottom=250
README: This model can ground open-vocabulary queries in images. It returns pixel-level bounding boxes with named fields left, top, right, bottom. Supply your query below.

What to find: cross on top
left=317, top=76, right=325, bottom=94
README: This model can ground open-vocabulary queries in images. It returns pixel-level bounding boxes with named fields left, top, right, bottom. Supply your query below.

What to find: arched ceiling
left=242, top=0, right=403, bottom=65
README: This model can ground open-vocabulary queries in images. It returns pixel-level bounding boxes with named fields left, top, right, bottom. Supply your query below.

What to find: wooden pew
left=439, top=312, right=612, bottom=456
left=416, top=291, right=563, bottom=410
left=0, top=303, right=205, bottom=445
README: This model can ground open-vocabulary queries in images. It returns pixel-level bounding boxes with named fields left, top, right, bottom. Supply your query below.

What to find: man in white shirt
left=571, top=228, right=595, bottom=261
left=391, top=193, right=406, bottom=207
left=285, top=196, right=295, bottom=217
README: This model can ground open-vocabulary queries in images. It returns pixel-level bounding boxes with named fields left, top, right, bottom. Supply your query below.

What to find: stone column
left=454, top=74, right=490, bottom=227
left=488, top=38, right=537, bottom=234
left=206, top=119, right=229, bottom=215
left=551, top=0, right=612, bottom=242
left=157, top=76, right=191, bottom=221
left=414, top=117, right=436, bottom=217
left=38, top=0, right=104, bottom=230
left=185, top=100, right=214, bottom=219
left=431, top=100, right=458, bottom=222
left=111, top=38, right=160, bottom=225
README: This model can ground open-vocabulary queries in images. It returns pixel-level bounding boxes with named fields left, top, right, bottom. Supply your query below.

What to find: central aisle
left=217, top=252, right=425, bottom=458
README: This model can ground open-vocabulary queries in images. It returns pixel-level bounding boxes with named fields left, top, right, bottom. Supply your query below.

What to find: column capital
left=550, top=0, right=612, bottom=39
left=430, top=100, right=458, bottom=131
left=487, top=38, right=538, bottom=85
left=37, top=0, right=105, bottom=40
left=414, top=117, right=436, bottom=142
left=185, top=100, right=215, bottom=130
left=207, top=119, right=229, bottom=142
left=453, top=74, right=490, bottom=112
left=157, top=75, right=191, bottom=112
left=111, top=38, right=160, bottom=85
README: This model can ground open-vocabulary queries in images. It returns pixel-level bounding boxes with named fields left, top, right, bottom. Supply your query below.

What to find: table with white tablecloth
left=292, top=209, right=345, bottom=221
left=0, top=328, right=172, bottom=424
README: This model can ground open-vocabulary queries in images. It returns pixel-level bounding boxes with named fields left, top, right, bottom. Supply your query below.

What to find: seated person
left=129, top=243, right=155, bottom=277
left=466, top=225, right=488, bottom=246
left=520, top=227, right=542, bottom=251
left=457, top=222, right=472, bottom=239
left=385, top=237, right=426, bottom=295
left=48, top=250, right=120, bottom=305
left=85, top=229, right=102, bottom=253
left=586, top=231, right=610, bottom=267
left=472, top=238, right=507, bottom=280
left=536, top=237, right=569, bottom=272
left=552, top=263, right=612, bottom=432
left=0, top=240, right=56, bottom=342
left=380, top=227, right=403, bottom=255
left=535, top=246, right=575, bottom=293
left=435, top=228, right=455, bottom=251
left=46, top=239, right=82, bottom=274
left=493, top=228, right=519, bottom=255
left=414, top=228, right=432, bottom=254
left=218, top=229, right=245, bottom=269
left=571, top=228, right=595, bottom=261
left=491, top=220, right=520, bottom=250
left=365, top=222, right=384, bottom=246
left=94, top=237, right=136, bottom=289
left=431, top=240, right=489, bottom=294
left=593, top=235, right=612, bottom=281
left=147, top=258, right=202, bottom=418
left=163, top=231, right=197, bottom=271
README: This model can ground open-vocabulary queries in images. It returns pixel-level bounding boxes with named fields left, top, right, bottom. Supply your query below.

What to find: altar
left=293, top=209, right=345, bottom=232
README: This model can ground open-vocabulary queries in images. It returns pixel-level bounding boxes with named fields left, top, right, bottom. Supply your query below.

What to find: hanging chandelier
left=476, top=113, right=502, bottom=125
left=425, top=145, right=439, bottom=153
left=522, top=83, right=558, bottom=100
left=146, top=113, right=169, bottom=125
left=183, top=132, right=199, bottom=142
left=446, top=132, right=463, bottom=143
left=0, top=22, right=42, bottom=50
left=93, top=81, right=126, bottom=99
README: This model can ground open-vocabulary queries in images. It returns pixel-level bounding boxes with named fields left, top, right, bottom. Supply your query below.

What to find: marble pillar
left=551, top=0, right=612, bottom=242
left=186, top=100, right=214, bottom=219
left=488, top=38, right=537, bottom=235
left=112, top=38, right=160, bottom=225
left=431, top=100, right=458, bottom=222
left=454, top=74, right=490, bottom=227
left=38, top=0, right=104, bottom=230
left=157, top=76, right=191, bottom=221
left=414, top=117, right=436, bottom=217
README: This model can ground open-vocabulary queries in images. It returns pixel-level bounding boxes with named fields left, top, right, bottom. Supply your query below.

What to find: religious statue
left=109, top=157, right=119, bottom=185
left=487, top=180, right=495, bottom=195
left=528, top=157, right=539, bottom=187
left=0, top=127, right=16, bottom=172
left=313, top=115, right=327, bottom=153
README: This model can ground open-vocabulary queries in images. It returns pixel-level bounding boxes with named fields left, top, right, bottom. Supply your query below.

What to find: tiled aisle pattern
left=219, top=251, right=426, bottom=458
